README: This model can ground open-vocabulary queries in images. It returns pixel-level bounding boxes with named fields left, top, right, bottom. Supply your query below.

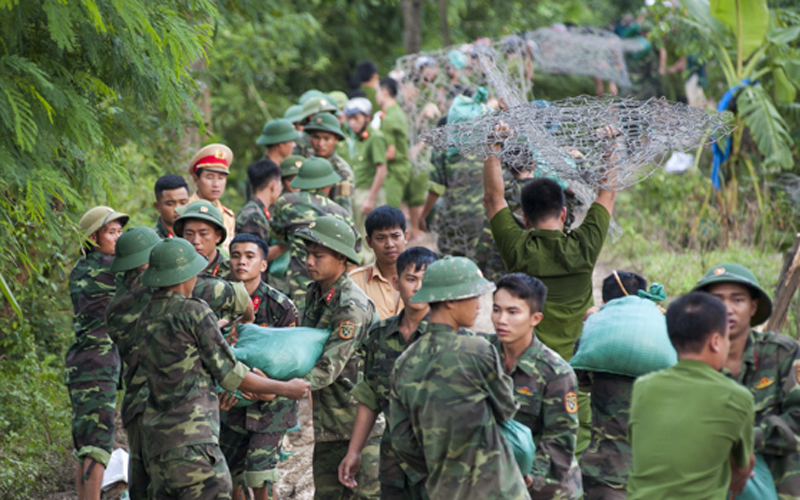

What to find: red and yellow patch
left=288, top=321, right=296, bottom=328
left=338, top=320, right=355, bottom=340
left=325, top=287, right=336, bottom=304
left=755, top=376, right=775, bottom=390
left=515, top=386, right=534, bottom=396
left=564, top=391, right=578, bottom=414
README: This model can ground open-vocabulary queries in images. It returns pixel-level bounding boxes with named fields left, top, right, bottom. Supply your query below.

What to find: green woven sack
left=730, top=454, right=777, bottom=500
left=500, top=419, right=536, bottom=476
left=268, top=238, right=290, bottom=278
left=570, top=295, right=677, bottom=377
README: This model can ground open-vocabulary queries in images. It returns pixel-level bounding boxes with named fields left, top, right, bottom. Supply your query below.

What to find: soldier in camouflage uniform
left=135, top=237, right=309, bottom=500
left=294, top=95, right=340, bottom=159
left=257, top=118, right=297, bottom=168
left=153, top=174, right=190, bottom=239
left=488, top=273, right=582, bottom=500
left=222, top=234, right=300, bottom=499
left=174, top=199, right=232, bottom=279
left=66, top=206, right=128, bottom=500
left=280, top=154, right=303, bottom=193
left=390, top=257, right=531, bottom=500
left=272, top=158, right=359, bottom=309
left=235, top=159, right=282, bottom=243
left=695, top=263, right=800, bottom=499
left=306, top=112, right=356, bottom=216
left=294, top=216, right=381, bottom=500
left=340, top=247, right=438, bottom=500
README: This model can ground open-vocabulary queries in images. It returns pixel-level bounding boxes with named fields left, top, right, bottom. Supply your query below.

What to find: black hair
left=229, top=233, right=269, bottom=260
left=247, top=159, right=281, bottom=192
left=365, top=205, right=406, bottom=237
left=520, top=178, right=565, bottom=226
left=154, top=174, right=189, bottom=201
left=379, top=77, right=398, bottom=98
left=666, top=292, right=728, bottom=354
left=602, top=271, right=647, bottom=302
left=349, top=61, right=378, bottom=90
left=347, top=89, right=367, bottom=99
left=396, top=247, right=438, bottom=276
left=495, top=273, right=548, bottom=314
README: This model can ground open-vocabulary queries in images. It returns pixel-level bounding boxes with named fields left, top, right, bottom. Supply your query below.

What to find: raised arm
left=483, top=155, right=508, bottom=221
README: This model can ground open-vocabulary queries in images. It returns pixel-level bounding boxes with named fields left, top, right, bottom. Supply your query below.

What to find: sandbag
left=500, top=419, right=536, bottom=476
left=732, top=454, right=778, bottom=500
left=570, top=295, right=676, bottom=377
left=268, top=238, right=290, bottom=278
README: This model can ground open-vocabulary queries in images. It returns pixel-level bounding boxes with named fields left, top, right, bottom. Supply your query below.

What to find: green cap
left=80, top=206, right=129, bottom=238
left=328, top=91, right=349, bottom=109
left=295, top=216, right=359, bottom=265
left=111, top=227, right=162, bottom=272
left=280, top=155, right=305, bottom=178
left=299, top=95, right=339, bottom=123
left=173, top=200, right=228, bottom=243
left=283, top=104, right=303, bottom=124
left=290, top=157, right=342, bottom=190
left=693, top=263, right=772, bottom=326
left=256, top=118, right=298, bottom=146
left=141, top=238, right=208, bottom=288
left=411, top=256, right=495, bottom=303
left=303, top=113, right=345, bottom=140
left=298, top=90, right=325, bottom=104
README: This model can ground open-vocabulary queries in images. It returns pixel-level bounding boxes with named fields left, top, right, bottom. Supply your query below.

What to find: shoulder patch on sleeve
left=564, top=391, right=578, bottom=414
left=338, top=320, right=355, bottom=340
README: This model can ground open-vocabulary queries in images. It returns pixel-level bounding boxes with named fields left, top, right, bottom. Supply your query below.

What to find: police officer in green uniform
left=294, top=216, right=381, bottom=500
left=305, top=112, right=356, bottom=216
left=174, top=199, right=232, bottom=279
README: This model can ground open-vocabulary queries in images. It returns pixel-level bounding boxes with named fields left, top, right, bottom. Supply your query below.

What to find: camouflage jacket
left=575, top=371, right=635, bottom=488
left=351, top=312, right=428, bottom=488
left=65, top=250, right=121, bottom=385
left=390, top=323, right=530, bottom=500
left=203, top=249, right=231, bottom=280
left=327, top=153, right=355, bottom=217
left=222, top=280, right=300, bottom=434
left=487, top=335, right=583, bottom=500
left=292, top=131, right=313, bottom=158
left=301, top=272, right=381, bottom=442
left=235, top=197, right=270, bottom=243
left=136, top=288, right=248, bottom=458
left=153, top=217, right=174, bottom=239
left=735, top=330, right=800, bottom=497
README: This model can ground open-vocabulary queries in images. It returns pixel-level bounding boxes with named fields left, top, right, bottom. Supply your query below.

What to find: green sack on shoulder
left=730, top=454, right=778, bottom=500
left=268, top=238, right=290, bottom=278
left=570, top=295, right=676, bottom=377
left=500, top=419, right=536, bottom=476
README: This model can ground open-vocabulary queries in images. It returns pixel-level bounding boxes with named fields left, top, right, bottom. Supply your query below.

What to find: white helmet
left=344, top=97, right=372, bottom=117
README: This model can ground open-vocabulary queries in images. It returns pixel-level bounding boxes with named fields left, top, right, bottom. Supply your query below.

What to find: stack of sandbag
left=570, top=295, right=676, bottom=377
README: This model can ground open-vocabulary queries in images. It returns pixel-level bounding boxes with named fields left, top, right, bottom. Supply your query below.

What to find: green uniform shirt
left=389, top=322, right=530, bottom=500
left=490, top=203, right=610, bottom=360
left=352, top=127, right=388, bottom=189
left=136, top=289, right=249, bottom=458
left=301, top=272, right=381, bottom=442
left=153, top=217, right=173, bottom=239
left=487, top=335, right=582, bottom=500
left=361, top=85, right=378, bottom=111
left=627, top=359, right=755, bottom=500
left=235, top=197, right=270, bottom=243
left=380, top=103, right=412, bottom=178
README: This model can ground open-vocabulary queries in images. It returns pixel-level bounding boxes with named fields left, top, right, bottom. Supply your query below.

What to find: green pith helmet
left=283, top=104, right=304, bottom=124
left=80, top=206, right=129, bottom=238
left=328, top=91, right=349, bottom=110
left=173, top=200, right=228, bottom=243
left=299, top=95, right=339, bottom=123
left=298, top=89, right=325, bottom=105
left=141, top=238, right=208, bottom=288
left=693, top=263, right=773, bottom=326
left=295, top=216, right=360, bottom=265
left=280, top=155, right=305, bottom=178
left=256, top=118, right=298, bottom=146
left=290, top=157, right=342, bottom=190
left=411, top=256, right=495, bottom=303
left=303, top=113, right=345, bottom=140
left=111, top=227, right=162, bottom=272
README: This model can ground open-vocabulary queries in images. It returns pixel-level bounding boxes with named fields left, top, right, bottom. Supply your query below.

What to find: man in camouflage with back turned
left=695, top=263, right=800, bottom=499
left=306, top=111, right=356, bottom=216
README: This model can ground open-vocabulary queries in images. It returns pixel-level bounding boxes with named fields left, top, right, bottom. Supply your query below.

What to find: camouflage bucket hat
left=299, top=95, right=339, bottom=123
left=173, top=200, right=228, bottom=243
left=141, top=238, right=208, bottom=288
left=298, top=89, right=325, bottom=105
left=295, top=215, right=360, bottom=265
left=280, top=155, right=305, bottom=178
left=256, top=118, right=298, bottom=146
left=411, top=256, right=495, bottom=303
left=80, top=206, right=130, bottom=238
left=693, top=263, right=773, bottom=326
left=283, top=104, right=304, bottom=124
left=290, top=157, right=342, bottom=190
left=111, top=227, right=162, bottom=272
left=303, top=113, right=345, bottom=140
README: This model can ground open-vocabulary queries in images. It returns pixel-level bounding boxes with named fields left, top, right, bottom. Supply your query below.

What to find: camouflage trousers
left=582, top=477, right=627, bottom=500
left=68, top=380, right=117, bottom=467
left=149, top=443, right=232, bottom=500
left=125, top=414, right=151, bottom=500
left=379, top=439, right=428, bottom=500
left=219, top=424, right=283, bottom=489
left=313, top=436, right=381, bottom=500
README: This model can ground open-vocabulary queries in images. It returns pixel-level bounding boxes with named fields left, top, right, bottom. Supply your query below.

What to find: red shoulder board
left=325, top=287, right=335, bottom=304
left=361, top=130, right=370, bottom=140
left=252, top=295, right=262, bottom=311
left=264, top=207, right=271, bottom=220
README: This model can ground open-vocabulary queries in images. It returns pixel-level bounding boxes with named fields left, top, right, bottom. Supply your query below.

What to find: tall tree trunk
left=438, top=0, right=451, bottom=47
left=401, top=0, right=422, bottom=54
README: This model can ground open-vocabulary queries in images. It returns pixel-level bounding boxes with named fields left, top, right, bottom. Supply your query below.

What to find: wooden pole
left=766, top=233, right=800, bottom=334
